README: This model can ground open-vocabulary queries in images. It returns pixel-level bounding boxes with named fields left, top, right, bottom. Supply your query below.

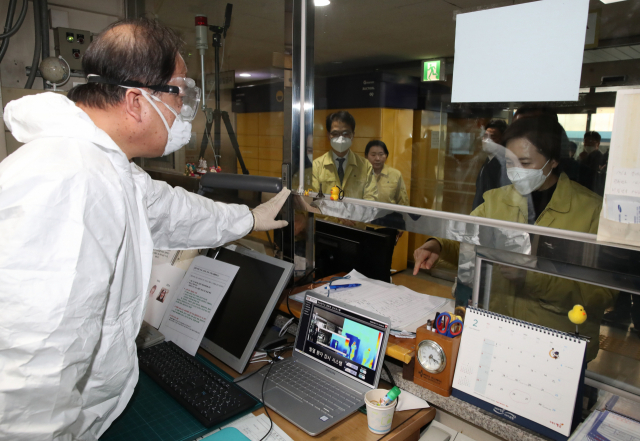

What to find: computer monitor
left=314, top=220, right=395, bottom=282
left=200, top=247, right=294, bottom=373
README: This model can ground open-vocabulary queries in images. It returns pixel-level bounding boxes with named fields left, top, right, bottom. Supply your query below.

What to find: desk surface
left=199, top=349, right=435, bottom=441
left=277, top=272, right=453, bottom=364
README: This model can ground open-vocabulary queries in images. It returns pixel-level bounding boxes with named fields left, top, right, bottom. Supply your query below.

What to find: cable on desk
left=285, top=267, right=316, bottom=320
left=259, top=360, right=276, bottom=441
left=258, top=344, right=291, bottom=441
left=234, top=361, right=272, bottom=384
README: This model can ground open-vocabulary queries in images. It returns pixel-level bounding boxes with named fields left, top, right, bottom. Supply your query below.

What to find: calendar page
left=452, top=308, right=586, bottom=437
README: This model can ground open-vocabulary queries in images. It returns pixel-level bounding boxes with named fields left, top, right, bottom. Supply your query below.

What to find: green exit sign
left=422, top=59, right=445, bottom=82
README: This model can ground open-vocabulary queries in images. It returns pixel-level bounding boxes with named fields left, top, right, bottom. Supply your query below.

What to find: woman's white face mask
left=138, top=88, right=192, bottom=156
left=507, top=160, right=552, bottom=196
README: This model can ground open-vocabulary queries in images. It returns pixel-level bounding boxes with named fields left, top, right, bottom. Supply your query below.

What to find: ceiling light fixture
left=239, top=73, right=251, bottom=77
left=599, top=0, right=626, bottom=3
left=315, top=0, right=330, bottom=6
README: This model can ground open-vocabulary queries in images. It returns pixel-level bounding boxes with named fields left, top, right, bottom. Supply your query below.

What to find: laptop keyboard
left=260, top=361, right=362, bottom=418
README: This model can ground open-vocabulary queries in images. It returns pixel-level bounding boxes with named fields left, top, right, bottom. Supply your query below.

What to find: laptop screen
left=295, top=294, right=388, bottom=388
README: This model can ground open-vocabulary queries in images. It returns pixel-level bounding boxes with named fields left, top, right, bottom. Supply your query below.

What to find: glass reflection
left=413, top=115, right=614, bottom=362
left=311, top=110, right=378, bottom=201
left=365, top=140, right=409, bottom=206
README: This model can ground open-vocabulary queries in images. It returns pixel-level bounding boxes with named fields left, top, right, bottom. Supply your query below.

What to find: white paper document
left=290, top=270, right=450, bottom=332
left=594, top=412, right=640, bottom=441
left=605, top=195, right=640, bottom=224
left=159, top=256, right=239, bottom=355
left=144, top=263, right=187, bottom=328
left=597, top=90, right=640, bottom=245
left=452, top=0, right=589, bottom=103
left=217, top=413, right=293, bottom=441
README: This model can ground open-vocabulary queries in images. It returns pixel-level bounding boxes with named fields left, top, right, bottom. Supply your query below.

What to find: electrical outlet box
left=54, top=27, right=90, bottom=71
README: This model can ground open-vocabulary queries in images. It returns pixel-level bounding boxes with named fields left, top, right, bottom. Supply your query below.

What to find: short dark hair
left=326, top=111, right=356, bottom=133
left=67, top=17, right=183, bottom=109
left=365, top=140, right=389, bottom=156
left=584, top=131, right=601, bottom=143
left=503, top=115, right=567, bottom=167
left=568, top=141, right=578, bottom=153
left=485, top=119, right=508, bottom=135
left=514, top=105, right=559, bottom=122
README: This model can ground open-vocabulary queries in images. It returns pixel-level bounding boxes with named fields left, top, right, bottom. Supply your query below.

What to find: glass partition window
left=310, top=0, right=640, bottom=239
left=477, top=259, right=640, bottom=394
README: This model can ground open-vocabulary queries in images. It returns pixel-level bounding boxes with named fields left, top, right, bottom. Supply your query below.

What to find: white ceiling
left=145, top=0, right=640, bottom=83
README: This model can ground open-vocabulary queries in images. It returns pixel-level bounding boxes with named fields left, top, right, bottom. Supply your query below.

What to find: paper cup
left=364, top=389, right=398, bottom=434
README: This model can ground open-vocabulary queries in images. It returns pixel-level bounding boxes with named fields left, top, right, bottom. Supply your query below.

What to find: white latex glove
left=251, top=187, right=291, bottom=231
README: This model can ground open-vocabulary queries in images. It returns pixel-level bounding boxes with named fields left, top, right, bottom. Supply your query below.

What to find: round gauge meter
left=417, top=340, right=447, bottom=374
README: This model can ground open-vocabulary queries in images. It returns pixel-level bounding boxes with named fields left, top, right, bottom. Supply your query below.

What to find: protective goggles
left=87, top=75, right=201, bottom=121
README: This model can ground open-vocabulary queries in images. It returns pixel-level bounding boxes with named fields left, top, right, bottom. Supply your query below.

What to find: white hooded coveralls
left=0, top=93, right=254, bottom=440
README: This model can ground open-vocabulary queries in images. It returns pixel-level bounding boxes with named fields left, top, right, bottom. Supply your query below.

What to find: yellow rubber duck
left=568, top=305, right=587, bottom=335
left=330, top=185, right=344, bottom=201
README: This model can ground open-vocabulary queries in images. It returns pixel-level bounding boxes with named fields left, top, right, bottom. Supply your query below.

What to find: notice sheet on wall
left=451, top=0, right=589, bottom=103
left=159, top=256, right=239, bottom=355
left=597, top=89, right=640, bottom=246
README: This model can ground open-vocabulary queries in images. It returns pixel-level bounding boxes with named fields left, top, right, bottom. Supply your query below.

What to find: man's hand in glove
left=251, top=187, right=291, bottom=231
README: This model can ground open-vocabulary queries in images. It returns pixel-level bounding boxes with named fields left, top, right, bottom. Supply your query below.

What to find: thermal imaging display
left=296, top=297, right=387, bottom=387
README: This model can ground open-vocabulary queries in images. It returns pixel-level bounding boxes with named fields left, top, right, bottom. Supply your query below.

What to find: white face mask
left=507, top=160, right=552, bottom=196
left=330, top=136, right=352, bottom=153
left=139, top=89, right=192, bottom=156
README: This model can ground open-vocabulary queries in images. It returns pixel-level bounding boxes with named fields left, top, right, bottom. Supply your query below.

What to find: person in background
left=561, top=141, right=581, bottom=182
left=413, top=115, right=614, bottom=362
left=513, top=105, right=559, bottom=121
left=365, top=140, right=408, bottom=206
left=569, top=141, right=577, bottom=159
left=312, top=111, right=377, bottom=201
left=472, top=119, right=510, bottom=210
left=578, top=131, right=606, bottom=195
left=581, top=131, right=604, bottom=170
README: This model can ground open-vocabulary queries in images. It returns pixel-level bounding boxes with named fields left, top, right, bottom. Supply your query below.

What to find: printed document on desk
left=290, top=270, right=451, bottom=332
left=588, top=410, right=640, bottom=441
left=201, top=414, right=293, bottom=441
left=159, top=256, right=239, bottom=355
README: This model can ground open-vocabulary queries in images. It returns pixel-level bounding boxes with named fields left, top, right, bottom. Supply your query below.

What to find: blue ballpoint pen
left=327, top=283, right=362, bottom=290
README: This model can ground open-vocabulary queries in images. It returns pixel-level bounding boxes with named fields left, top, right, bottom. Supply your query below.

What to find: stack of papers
left=569, top=410, right=640, bottom=441
left=599, top=393, right=640, bottom=423
left=290, top=270, right=452, bottom=333
left=201, top=413, right=293, bottom=441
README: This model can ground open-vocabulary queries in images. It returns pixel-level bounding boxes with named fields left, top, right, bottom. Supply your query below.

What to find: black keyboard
left=138, top=341, right=257, bottom=427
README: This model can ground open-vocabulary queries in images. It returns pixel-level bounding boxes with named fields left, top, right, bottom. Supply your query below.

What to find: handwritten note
left=159, top=256, right=239, bottom=355
left=606, top=167, right=640, bottom=198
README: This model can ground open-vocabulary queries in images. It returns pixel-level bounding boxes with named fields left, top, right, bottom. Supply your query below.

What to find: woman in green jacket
left=413, top=116, right=615, bottom=362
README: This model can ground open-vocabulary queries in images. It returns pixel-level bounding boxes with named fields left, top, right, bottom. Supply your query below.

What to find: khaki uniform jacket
left=373, top=164, right=409, bottom=205
left=312, top=150, right=378, bottom=201
left=436, top=173, right=615, bottom=361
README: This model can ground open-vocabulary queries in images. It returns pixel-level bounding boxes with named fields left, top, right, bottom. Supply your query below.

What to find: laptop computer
left=236, top=291, right=391, bottom=436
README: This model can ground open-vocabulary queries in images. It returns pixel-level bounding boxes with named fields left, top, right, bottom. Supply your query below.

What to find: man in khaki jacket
left=312, top=111, right=377, bottom=201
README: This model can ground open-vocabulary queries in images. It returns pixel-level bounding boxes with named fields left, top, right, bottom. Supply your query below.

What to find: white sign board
left=452, top=0, right=589, bottom=103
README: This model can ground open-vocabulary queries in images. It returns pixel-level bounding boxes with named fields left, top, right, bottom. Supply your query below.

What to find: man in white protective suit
left=0, top=18, right=290, bottom=440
